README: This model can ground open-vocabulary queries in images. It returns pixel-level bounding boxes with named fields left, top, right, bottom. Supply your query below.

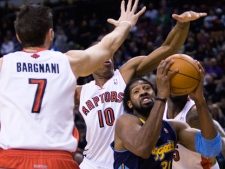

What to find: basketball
left=167, top=54, right=201, bottom=96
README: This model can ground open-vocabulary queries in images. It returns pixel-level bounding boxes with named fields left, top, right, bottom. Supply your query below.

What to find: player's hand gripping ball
left=167, top=54, right=201, bottom=96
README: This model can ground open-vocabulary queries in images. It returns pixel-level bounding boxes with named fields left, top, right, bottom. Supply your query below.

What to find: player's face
left=93, top=59, right=114, bottom=77
left=128, top=80, right=155, bottom=116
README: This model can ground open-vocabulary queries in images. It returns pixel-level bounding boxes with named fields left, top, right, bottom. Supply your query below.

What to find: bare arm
left=120, top=11, right=207, bottom=84
left=66, top=0, right=146, bottom=78
left=175, top=61, right=219, bottom=153
left=115, top=58, right=178, bottom=158
left=189, top=62, right=217, bottom=139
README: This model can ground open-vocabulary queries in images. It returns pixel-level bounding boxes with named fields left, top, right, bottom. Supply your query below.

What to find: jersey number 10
left=98, top=107, right=115, bottom=128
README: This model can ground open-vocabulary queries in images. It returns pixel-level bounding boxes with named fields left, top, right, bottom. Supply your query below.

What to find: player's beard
left=133, top=101, right=154, bottom=118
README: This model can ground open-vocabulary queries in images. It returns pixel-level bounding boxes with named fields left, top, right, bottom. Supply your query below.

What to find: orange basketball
left=167, top=54, right=201, bottom=96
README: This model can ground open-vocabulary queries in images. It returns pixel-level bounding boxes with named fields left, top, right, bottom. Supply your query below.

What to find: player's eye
left=144, top=86, right=150, bottom=91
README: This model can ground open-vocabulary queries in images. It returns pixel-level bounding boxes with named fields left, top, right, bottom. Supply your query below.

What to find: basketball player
left=163, top=94, right=225, bottom=169
left=0, top=1, right=146, bottom=169
left=76, top=11, right=207, bottom=169
left=111, top=59, right=222, bottom=169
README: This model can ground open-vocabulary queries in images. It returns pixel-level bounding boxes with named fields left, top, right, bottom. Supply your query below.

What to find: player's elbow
left=169, top=46, right=181, bottom=54
left=159, top=45, right=179, bottom=57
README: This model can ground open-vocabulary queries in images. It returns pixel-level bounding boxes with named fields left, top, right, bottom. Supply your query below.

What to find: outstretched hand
left=172, top=11, right=207, bottom=22
left=107, top=0, right=146, bottom=28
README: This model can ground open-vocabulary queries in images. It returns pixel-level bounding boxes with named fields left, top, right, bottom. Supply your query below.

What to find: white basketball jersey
left=163, top=99, right=220, bottom=169
left=79, top=70, right=126, bottom=166
left=0, top=50, right=78, bottom=152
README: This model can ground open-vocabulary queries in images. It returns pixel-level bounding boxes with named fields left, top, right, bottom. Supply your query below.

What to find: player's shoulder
left=116, top=113, right=142, bottom=126
left=186, top=105, right=199, bottom=122
left=43, top=50, right=65, bottom=56
left=2, top=51, right=21, bottom=57
left=166, top=119, right=189, bottom=132
left=79, top=80, right=96, bottom=96
left=64, top=50, right=87, bottom=61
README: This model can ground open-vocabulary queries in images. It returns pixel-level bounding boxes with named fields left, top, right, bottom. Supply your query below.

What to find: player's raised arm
left=119, top=11, right=207, bottom=83
left=176, top=61, right=221, bottom=157
left=66, top=0, right=146, bottom=78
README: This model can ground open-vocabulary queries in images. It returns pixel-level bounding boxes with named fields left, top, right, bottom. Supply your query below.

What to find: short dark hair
left=14, top=4, right=53, bottom=48
left=123, top=77, right=155, bottom=113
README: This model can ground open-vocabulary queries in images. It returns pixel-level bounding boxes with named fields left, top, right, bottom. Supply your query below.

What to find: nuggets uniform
left=111, top=120, right=177, bottom=169
left=163, top=98, right=220, bottom=169
left=0, top=50, right=78, bottom=168
left=79, top=70, right=126, bottom=169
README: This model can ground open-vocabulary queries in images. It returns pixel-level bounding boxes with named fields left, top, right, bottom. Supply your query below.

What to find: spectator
left=0, top=36, right=14, bottom=55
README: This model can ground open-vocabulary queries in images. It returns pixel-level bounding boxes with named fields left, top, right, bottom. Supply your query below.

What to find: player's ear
left=127, top=101, right=133, bottom=109
left=49, top=28, right=54, bottom=41
left=16, top=34, right=21, bottom=43
left=46, top=28, right=54, bottom=42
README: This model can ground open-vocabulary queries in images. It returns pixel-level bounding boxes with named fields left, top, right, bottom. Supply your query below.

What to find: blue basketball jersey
left=111, top=120, right=177, bottom=169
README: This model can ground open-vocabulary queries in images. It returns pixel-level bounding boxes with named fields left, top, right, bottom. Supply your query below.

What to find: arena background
left=0, top=0, right=225, bottom=167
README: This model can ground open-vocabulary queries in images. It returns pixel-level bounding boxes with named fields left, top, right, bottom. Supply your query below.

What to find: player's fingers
left=172, top=14, right=184, bottom=20
left=200, top=64, right=205, bottom=75
left=196, top=60, right=205, bottom=77
left=126, top=0, right=132, bottom=12
left=131, top=0, right=138, bottom=13
left=120, top=0, right=125, bottom=13
left=163, top=59, right=174, bottom=73
left=167, top=68, right=178, bottom=80
left=135, top=6, right=146, bottom=17
left=192, top=12, right=200, bottom=18
left=198, top=12, right=207, bottom=17
left=157, top=59, right=172, bottom=75
left=193, top=60, right=204, bottom=84
left=157, top=60, right=165, bottom=74
left=194, top=60, right=204, bottom=73
left=107, top=19, right=119, bottom=26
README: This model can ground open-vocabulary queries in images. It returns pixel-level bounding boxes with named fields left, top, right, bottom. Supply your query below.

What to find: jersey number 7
left=29, top=78, right=47, bottom=113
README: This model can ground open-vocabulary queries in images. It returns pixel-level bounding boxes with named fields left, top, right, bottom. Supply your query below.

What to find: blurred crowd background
left=1, top=0, right=225, bottom=167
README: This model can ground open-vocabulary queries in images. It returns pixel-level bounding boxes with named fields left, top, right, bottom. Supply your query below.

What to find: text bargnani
left=16, top=62, right=59, bottom=74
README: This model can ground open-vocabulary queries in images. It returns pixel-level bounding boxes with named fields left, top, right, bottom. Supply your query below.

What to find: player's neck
left=94, top=75, right=112, bottom=88
left=138, top=115, right=147, bottom=123
left=167, top=110, right=180, bottom=119
left=167, top=101, right=186, bottom=119
left=23, top=47, right=47, bottom=53
left=134, top=111, right=148, bottom=122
